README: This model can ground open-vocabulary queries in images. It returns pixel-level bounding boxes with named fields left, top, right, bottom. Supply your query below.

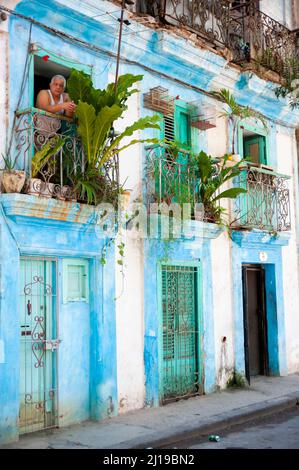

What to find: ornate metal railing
left=145, top=144, right=198, bottom=207
left=13, top=108, right=84, bottom=199
left=233, top=165, right=291, bottom=232
left=13, top=108, right=119, bottom=202
left=159, top=1, right=297, bottom=75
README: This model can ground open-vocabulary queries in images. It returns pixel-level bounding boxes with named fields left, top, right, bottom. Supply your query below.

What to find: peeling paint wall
left=0, top=0, right=299, bottom=445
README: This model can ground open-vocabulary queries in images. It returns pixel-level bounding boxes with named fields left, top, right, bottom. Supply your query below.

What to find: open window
left=29, top=46, right=93, bottom=108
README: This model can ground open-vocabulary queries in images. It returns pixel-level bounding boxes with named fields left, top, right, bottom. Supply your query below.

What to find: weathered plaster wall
left=0, top=0, right=298, bottom=444
left=260, top=0, right=294, bottom=29
left=211, top=232, right=235, bottom=388
left=0, top=195, right=118, bottom=444
left=275, top=129, right=299, bottom=374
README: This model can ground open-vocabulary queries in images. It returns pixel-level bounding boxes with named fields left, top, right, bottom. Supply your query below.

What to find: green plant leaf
left=92, top=104, right=123, bottom=166
left=99, top=115, right=161, bottom=166
left=212, top=187, right=247, bottom=202
left=31, top=137, right=64, bottom=178
left=67, top=69, right=93, bottom=104
left=75, top=101, right=96, bottom=163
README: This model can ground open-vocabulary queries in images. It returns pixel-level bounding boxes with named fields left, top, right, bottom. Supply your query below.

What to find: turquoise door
left=19, top=258, right=58, bottom=434
left=240, top=134, right=274, bottom=228
left=160, top=264, right=202, bottom=402
left=244, top=135, right=266, bottom=165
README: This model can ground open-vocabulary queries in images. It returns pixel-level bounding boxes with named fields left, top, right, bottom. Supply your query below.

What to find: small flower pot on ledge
left=2, top=170, right=26, bottom=193
left=25, top=178, right=54, bottom=198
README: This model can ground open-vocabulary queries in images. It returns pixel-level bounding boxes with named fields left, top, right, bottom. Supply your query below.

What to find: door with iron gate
left=160, top=264, right=202, bottom=402
left=19, top=257, right=59, bottom=434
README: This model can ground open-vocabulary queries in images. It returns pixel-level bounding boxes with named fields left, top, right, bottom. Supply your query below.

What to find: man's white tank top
left=47, top=90, right=65, bottom=115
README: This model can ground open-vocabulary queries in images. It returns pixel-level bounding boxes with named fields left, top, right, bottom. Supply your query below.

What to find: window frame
left=29, top=46, right=93, bottom=107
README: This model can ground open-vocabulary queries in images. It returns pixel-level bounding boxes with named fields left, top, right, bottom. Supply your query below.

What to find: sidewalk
left=2, top=374, right=299, bottom=449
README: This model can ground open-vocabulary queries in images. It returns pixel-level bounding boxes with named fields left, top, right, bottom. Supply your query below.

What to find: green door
left=240, top=134, right=274, bottom=228
left=19, top=258, right=58, bottom=434
left=160, top=264, right=201, bottom=402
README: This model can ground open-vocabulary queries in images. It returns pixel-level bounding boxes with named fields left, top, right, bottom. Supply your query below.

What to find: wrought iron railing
left=233, top=165, right=291, bottom=232
left=145, top=144, right=198, bottom=207
left=158, top=1, right=297, bottom=75
left=12, top=108, right=119, bottom=202
left=13, top=108, right=84, bottom=199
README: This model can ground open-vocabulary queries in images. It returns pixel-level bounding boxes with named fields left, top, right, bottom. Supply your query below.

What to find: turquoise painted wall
left=1, top=0, right=295, bottom=445
left=143, top=220, right=222, bottom=406
left=232, top=231, right=289, bottom=378
left=0, top=195, right=118, bottom=444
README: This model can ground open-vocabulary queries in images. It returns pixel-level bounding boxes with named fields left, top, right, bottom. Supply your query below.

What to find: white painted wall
left=260, top=0, right=294, bottom=29
left=111, top=72, right=146, bottom=412
left=276, top=129, right=299, bottom=373
left=210, top=232, right=235, bottom=388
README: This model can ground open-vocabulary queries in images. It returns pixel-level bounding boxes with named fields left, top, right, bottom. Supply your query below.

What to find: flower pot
left=25, top=178, right=43, bottom=196
left=54, top=185, right=71, bottom=201
left=40, top=182, right=55, bottom=198
left=2, top=170, right=26, bottom=193
left=25, top=178, right=54, bottom=198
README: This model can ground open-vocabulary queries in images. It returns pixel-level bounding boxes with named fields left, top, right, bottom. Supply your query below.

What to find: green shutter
left=62, top=259, right=89, bottom=303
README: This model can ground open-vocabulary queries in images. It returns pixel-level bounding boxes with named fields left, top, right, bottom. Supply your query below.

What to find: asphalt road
left=175, top=406, right=299, bottom=449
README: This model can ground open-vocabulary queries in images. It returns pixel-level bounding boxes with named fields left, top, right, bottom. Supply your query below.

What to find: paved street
left=176, top=407, right=299, bottom=449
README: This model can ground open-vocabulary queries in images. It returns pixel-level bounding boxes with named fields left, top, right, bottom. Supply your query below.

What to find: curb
left=132, top=392, right=299, bottom=449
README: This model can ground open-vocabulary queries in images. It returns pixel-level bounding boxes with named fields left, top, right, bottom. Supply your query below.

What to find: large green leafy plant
left=67, top=70, right=160, bottom=204
left=193, top=151, right=247, bottom=223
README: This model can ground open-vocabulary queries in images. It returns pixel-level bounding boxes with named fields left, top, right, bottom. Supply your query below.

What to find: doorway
left=160, top=264, right=202, bottom=402
left=19, top=257, right=58, bottom=434
left=242, top=264, right=269, bottom=383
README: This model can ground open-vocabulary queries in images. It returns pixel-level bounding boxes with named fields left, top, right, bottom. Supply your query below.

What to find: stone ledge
left=0, top=193, right=99, bottom=225
left=232, top=229, right=291, bottom=247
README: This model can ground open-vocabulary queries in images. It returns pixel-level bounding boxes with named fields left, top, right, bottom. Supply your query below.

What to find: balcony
left=233, top=165, right=291, bottom=232
left=145, top=144, right=198, bottom=206
left=12, top=108, right=119, bottom=202
left=145, top=146, right=291, bottom=232
left=155, top=1, right=298, bottom=77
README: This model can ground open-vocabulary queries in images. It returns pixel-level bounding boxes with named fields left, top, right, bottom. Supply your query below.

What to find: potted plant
left=66, top=70, right=161, bottom=205
left=193, top=151, right=247, bottom=224
left=1, top=153, right=26, bottom=193
left=211, top=89, right=267, bottom=161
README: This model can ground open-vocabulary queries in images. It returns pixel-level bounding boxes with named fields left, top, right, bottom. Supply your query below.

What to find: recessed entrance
left=242, top=264, right=269, bottom=383
left=160, top=264, right=202, bottom=402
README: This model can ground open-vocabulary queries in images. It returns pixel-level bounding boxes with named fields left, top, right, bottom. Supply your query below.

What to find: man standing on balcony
left=36, top=74, right=76, bottom=118
left=34, top=74, right=76, bottom=148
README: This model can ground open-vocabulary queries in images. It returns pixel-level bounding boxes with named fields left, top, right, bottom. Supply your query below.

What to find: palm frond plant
left=193, top=151, right=247, bottom=223
left=211, top=89, right=267, bottom=155
left=67, top=70, right=160, bottom=204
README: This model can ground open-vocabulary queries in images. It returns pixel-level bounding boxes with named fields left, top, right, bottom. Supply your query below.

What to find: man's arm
left=63, top=93, right=76, bottom=118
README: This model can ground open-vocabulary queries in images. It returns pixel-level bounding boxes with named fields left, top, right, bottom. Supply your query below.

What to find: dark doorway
left=242, top=264, right=269, bottom=384
left=33, top=55, right=72, bottom=107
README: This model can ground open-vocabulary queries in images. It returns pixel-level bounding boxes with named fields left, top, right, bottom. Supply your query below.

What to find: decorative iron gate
left=19, top=258, right=59, bottom=434
left=160, top=264, right=201, bottom=402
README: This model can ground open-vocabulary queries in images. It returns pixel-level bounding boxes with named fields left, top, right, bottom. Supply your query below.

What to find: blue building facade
left=0, top=0, right=298, bottom=444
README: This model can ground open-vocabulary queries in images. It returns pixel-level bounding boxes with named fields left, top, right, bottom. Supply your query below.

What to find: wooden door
left=242, top=265, right=269, bottom=383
